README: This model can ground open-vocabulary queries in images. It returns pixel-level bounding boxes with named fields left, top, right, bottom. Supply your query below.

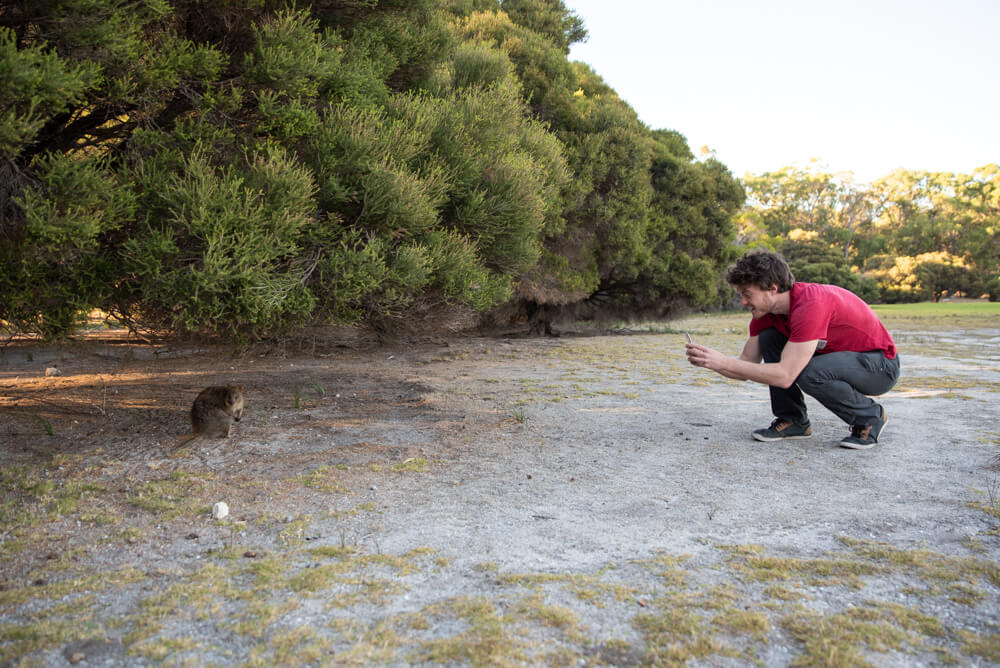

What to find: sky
left=566, top=0, right=1000, bottom=184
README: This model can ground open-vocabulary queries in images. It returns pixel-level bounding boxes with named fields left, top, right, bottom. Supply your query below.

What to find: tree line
left=0, top=0, right=743, bottom=341
left=738, top=163, right=999, bottom=304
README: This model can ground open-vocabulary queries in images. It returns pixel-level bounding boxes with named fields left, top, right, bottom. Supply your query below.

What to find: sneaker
left=752, top=418, right=812, bottom=442
left=840, top=406, right=887, bottom=450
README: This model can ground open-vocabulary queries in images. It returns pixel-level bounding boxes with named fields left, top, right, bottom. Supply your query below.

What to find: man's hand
left=686, top=343, right=751, bottom=381
left=686, top=338, right=818, bottom=388
left=686, top=342, right=724, bottom=370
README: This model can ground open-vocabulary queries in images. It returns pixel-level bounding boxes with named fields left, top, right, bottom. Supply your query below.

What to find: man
left=685, top=250, right=900, bottom=449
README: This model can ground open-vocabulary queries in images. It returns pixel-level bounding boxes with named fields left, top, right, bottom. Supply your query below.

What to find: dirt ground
left=1, top=312, right=999, bottom=667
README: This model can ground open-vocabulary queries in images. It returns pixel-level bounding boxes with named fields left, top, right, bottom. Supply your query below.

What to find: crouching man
left=686, top=250, right=900, bottom=449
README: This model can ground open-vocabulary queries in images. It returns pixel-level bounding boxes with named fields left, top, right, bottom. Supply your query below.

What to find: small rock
left=243, top=551, right=258, bottom=559
left=186, top=533, right=199, bottom=540
left=69, top=652, right=85, bottom=665
left=45, top=367, right=62, bottom=377
left=212, top=502, right=229, bottom=520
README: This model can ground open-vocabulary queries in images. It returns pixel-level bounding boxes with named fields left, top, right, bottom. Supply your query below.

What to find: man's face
left=736, top=284, right=777, bottom=318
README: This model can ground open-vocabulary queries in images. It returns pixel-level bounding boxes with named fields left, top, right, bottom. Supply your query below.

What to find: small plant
left=509, top=406, right=527, bottom=424
left=392, top=458, right=428, bottom=473
left=29, top=412, right=54, bottom=436
left=292, top=381, right=324, bottom=408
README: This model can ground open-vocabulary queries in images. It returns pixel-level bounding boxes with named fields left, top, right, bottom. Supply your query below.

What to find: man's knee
left=795, top=364, right=826, bottom=394
left=758, top=327, right=787, bottom=363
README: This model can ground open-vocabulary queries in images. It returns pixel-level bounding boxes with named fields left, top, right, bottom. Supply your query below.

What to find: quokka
left=190, top=384, right=245, bottom=438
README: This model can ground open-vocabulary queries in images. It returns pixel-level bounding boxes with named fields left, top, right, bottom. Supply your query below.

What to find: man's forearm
left=715, top=356, right=797, bottom=388
left=715, top=367, right=750, bottom=381
left=687, top=339, right=815, bottom=389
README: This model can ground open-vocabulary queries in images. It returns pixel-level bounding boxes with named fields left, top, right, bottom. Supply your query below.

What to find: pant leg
left=758, top=328, right=810, bottom=424
left=796, top=351, right=901, bottom=426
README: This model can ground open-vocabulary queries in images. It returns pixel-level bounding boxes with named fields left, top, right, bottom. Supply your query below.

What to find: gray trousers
left=759, top=327, right=901, bottom=427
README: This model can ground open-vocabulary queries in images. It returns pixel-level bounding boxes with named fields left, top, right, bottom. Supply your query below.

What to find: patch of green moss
left=391, top=457, right=429, bottom=473
left=124, top=563, right=236, bottom=650
left=724, top=543, right=883, bottom=588
left=126, top=471, right=214, bottom=520
left=0, top=566, right=144, bottom=609
left=497, top=570, right=636, bottom=607
left=0, top=619, right=84, bottom=664
left=516, top=592, right=580, bottom=631
left=297, top=465, right=349, bottom=493
left=959, top=630, right=1000, bottom=663
left=781, top=601, right=944, bottom=668
left=413, top=596, right=528, bottom=666
left=838, top=536, right=1000, bottom=590
left=634, top=605, right=736, bottom=665
left=713, top=607, right=771, bottom=642
left=253, top=625, right=329, bottom=666
left=223, top=599, right=300, bottom=639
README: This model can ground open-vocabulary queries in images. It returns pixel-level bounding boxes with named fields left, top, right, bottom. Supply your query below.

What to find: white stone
left=212, top=502, right=229, bottom=519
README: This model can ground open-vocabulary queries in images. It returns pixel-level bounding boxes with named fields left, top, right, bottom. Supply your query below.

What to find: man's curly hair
left=725, top=250, right=795, bottom=292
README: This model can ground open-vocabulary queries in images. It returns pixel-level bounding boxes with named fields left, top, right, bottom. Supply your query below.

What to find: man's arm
left=709, top=335, right=761, bottom=381
left=686, top=337, right=818, bottom=388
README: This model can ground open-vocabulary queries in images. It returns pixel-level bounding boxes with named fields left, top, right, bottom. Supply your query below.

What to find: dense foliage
left=0, top=0, right=743, bottom=340
left=739, top=164, right=1000, bottom=303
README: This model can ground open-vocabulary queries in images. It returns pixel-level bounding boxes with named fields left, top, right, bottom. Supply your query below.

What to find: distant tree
left=951, top=165, right=1000, bottom=288
left=914, top=260, right=970, bottom=302
left=779, top=237, right=879, bottom=303
left=863, top=251, right=969, bottom=303
left=741, top=163, right=1000, bottom=305
left=743, top=164, right=882, bottom=262
left=742, top=164, right=838, bottom=238
left=871, top=170, right=962, bottom=257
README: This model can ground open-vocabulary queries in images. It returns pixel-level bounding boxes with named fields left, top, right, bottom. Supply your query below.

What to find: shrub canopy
left=1, top=0, right=743, bottom=339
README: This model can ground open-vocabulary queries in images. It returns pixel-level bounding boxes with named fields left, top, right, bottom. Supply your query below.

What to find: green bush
left=120, top=145, right=317, bottom=337
left=2, top=0, right=745, bottom=341
left=0, top=27, right=99, bottom=158
left=3, top=154, right=135, bottom=338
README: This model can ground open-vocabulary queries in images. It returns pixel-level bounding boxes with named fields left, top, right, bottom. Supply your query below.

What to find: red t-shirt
left=748, top=283, right=896, bottom=359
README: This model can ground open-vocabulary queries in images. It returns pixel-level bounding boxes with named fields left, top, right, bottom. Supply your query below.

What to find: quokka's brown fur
left=190, top=385, right=244, bottom=438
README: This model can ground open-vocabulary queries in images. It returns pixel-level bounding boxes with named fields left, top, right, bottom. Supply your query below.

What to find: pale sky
left=566, top=0, right=1000, bottom=184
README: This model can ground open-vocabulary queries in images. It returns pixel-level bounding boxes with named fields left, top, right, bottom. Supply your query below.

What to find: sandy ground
left=1, top=312, right=999, bottom=666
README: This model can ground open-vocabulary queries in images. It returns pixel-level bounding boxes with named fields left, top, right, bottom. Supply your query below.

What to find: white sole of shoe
left=839, top=440, right=877, bottom=450
left=752, top=432, right=812, bottom=442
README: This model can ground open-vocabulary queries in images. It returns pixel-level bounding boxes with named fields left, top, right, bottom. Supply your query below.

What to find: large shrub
left=2, top=0, right=744, bottom=340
